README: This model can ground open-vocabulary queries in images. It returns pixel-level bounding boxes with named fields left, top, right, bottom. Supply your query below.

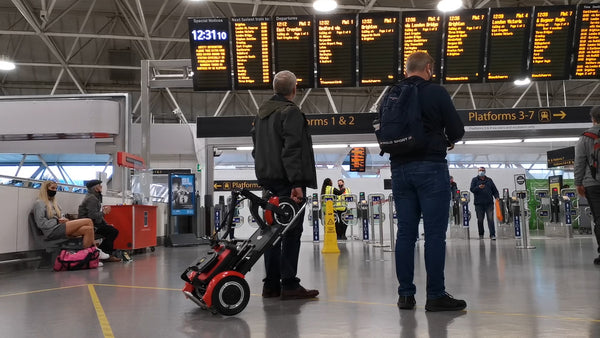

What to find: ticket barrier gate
left=359, top=192, right=369, bottom=241
left=513, top=190, right=535, bottom=249
left=544, top=188, right=573, bottom=238
left=578, top=196, right=593, bottom=235
left=448, top=191, right=470, bottom=239
left=534, top=189, right=550, bottom=231
left=340, top=194, right=359, bottom=240
left=310, top=193, right=320, bottom=242
left=563, top=188, right=581, bottom=233
left=385, top=194, right=397, bottom=252
left=368, top=194, right=387, bottom=246
left=220, top=196, right=245, bottom=239
left=496, top=188, right=514, bottom=239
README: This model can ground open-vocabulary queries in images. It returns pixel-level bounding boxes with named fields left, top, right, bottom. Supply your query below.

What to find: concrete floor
left=1, top=235, right=600, bottom=337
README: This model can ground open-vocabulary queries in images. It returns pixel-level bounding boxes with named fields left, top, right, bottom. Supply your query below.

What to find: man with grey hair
left=251, top=70, right=319, bottom=300
left=575, top=106, right=600, bottom=265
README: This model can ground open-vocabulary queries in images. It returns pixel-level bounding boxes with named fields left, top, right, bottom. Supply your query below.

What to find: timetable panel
left=358, top=12, right=399, bottom=86
left=231, top=17, right=272, bottom=90
left=443, top=9, right=487, bottom=83
left=188, top=18, right=232, bottom=91
left=573, top=4, right=600, bottom=79
left=401, top=11, right=443, bottom=80
left=274, top=16, right=315, bottom=88
left=486, top=7, right=533, bottom=82
left=317, top=14, right=357, bottom=87
left=530, top=6, right=576, bottom=80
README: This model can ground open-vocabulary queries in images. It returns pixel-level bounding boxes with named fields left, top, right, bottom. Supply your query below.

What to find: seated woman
left=32, top=181, right=108, bottom=260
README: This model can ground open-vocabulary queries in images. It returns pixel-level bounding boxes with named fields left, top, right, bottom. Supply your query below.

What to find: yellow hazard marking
left=88, top=284, right=115, bottom=338
left=0, top=284, right=88, bottom=298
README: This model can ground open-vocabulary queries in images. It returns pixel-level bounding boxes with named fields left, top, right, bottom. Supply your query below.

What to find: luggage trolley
left=180, top=188, right=306, bottom=316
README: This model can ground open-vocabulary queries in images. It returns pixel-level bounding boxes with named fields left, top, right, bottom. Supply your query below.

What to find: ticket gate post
left=514, top=190, right=535, bottom=249
left=578, top=196, right=593, bottom=234
left=534, top=189, right=550, bottom=231
left=449, top=191, right=470, bottom=239
left=496, top=188, right=514, bottom=239
left=340, top=194, right=359, bottom=240
left=214, top=195, right=226, bottom=232
left=311, top=193, right=320, bottom=242
left=359, top=192, right=369, bottom=241
left=368, top=193, right=387, bottom=246
left=544, top=187, right=574, bottom=238
left=384, top=194, right=397, bottom=252
left=562, top=188, right=579, bottom=232
left=224, top=196, right=245, bottom=239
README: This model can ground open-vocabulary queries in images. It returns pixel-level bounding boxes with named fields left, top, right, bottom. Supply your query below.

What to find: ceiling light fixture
left=464, top=139, right=523, bottom=144
left=349, top=143, right=379, bottom=148
left=437, top=0, right=463, bottom=12
left=313, top=0, right=337, bottom=12
left=313, top=144, right=349, bottom=149
left=514, top=77, right=531, bottom=86
left=523, top=137, right=580, bottom=143
left=0, top=55, right=16, bottom=71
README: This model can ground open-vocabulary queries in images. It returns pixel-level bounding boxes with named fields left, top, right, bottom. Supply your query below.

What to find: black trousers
left=335, top=209, right=347, bottom=239
left=96, top=221, right=119, bottom=254
left=261, top=183, right=305, bottom=290
left=584, top=186, right=600, bottom=253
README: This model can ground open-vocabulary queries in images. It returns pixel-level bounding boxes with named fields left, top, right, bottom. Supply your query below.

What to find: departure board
left=358, top=12, right=399, bottom=86
left=401, top=11, right=443, bottom=80
left=188, top=18, right=231, bottom=91
left=231, top=17, right=272, bottom=90
left=274, top=16, right=314, bottom=88
left=443, top=9, right=487, bottom=83
left=573, top=4, right=600, bottom=79
left=486, top=7, right=532, bottom=82
left=317, top=14, right=357, bottom=87
left=530, top=6, right=576, bottom=80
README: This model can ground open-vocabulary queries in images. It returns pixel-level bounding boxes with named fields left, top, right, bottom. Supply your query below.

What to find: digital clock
left=191, top=29, right=228, bottom=41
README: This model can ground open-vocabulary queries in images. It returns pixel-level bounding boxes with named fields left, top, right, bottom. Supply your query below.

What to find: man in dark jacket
left=391, top=52, right=466, bottom=312
left=78, top=179, right=121, bottom=262
left=470, top=167, right=500, bottom=240
left=251, top=70, right=319, bottom=300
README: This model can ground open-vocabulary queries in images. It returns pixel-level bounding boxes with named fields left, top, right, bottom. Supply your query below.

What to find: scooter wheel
left=212, top=276, right=250, bottom=316
left=274, top=197, right=300, bottom=226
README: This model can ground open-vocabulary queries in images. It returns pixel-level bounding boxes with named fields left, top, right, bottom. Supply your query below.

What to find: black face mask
left=47, top=190, right=57, bottom=197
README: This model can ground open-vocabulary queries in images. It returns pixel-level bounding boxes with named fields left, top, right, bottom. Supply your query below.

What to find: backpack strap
left=583, top=131, right=599, bottom=140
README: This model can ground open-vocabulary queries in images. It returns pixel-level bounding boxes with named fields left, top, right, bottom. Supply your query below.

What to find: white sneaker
left=98, top=261, right=104, bottom=267
left=97, top=248, right=110, bottom=260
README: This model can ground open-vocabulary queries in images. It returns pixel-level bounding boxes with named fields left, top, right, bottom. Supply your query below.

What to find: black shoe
left=490, top=236, right=496, bottom=241
left=594, top=256, right=600, bottom=265
left=280, top=286, right=319, bottom=300
left=425, top=293, right=466, bottom=312
left=397, top=295, right=416, bottom=310
left=262, top=285, right=281, bottom=298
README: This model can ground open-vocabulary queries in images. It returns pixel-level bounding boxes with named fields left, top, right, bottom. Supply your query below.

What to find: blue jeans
left=475, top=203, right=495, bottom=237
left=392, top=161, right=449, bottom=299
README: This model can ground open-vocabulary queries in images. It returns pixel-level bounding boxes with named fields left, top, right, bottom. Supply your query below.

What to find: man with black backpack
left=380, top=52, right=466, bottom=311
left=575, top=106, right=600, bottom=265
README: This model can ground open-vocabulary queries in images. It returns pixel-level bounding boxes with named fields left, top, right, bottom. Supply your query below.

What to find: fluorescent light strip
left=523, top=137, right=579, bottom=143
left=236, top=146, right=253, bottom=151
left=349, top=143, right=379, bottom=148
left=313, top=144, right=349, bottom=149
left=464, top=139, right=522, bottom=145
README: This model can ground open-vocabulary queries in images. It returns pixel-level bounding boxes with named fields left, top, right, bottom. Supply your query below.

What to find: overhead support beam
left=298, top=88, right=312, bottom=109
left=535, top=82, right=542, bottom=107
left=467, top=84, right=476, bottom=109
left=214, top=91, right=232, bottom=117
left=581, top=82, right=600, bottom=106
left=324, top=88, right=339, bottom=114
left=369, top=86, right=390, bottom=113
left=512, top=82, right=534, bottom=108
left=451, top=84, right=463, bottom=100
left=0, top=30, right=189, bottom=43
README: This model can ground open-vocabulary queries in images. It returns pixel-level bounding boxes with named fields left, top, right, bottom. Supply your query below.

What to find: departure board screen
left=443, top=9, right=487, bottom=83
left=231, top=17, right=272, bottom=90
left=358, top=12, right=399, bottom=86
left=274, top=16, right=314, bottom=88
left=188, top=18, right=231, bottom=91
left=573, top=4, right=600, bottom=79
left=530, top=6, right=576, bottom=80
left=317, top=14, right=357, bottom=87
left=486, top=7, right=532, bottom=82
left=402, top=11, right=443, bottom=80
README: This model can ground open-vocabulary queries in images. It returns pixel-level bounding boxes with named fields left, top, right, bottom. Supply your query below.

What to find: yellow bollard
left=321, top=200, right=340, bottom=253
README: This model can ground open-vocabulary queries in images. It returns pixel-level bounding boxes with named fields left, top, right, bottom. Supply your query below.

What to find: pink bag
left=53, top=247, right=100, bottom=271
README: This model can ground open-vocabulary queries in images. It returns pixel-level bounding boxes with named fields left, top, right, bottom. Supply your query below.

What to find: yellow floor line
left=0, top=284, right=88, bottom=298
left=88, top=284, right=115, bottom=338
left=92, top=283, right=181, bottom=291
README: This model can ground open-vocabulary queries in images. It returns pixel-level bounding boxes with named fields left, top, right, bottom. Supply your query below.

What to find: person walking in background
left=470, top=167, right=500, bottom=240
left=575, top=106, right=600, bottom=265
left=388, top=52, right=466, bottom=312
left=252, top=70, right=319, bottom=300
left=78, top=180, right=121, bottom=262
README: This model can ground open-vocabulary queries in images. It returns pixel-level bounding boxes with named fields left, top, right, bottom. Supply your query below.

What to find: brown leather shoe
left=262, top=286, right=281, bottom=298
left=280, top=286, right=319, bottom=300
left=104, top=255, right=122, bottom=263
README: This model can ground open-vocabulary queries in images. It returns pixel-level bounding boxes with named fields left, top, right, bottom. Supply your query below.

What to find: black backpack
left=374, top=79, right=427, bottom=156
left=583, top=131, right=600, bottom=179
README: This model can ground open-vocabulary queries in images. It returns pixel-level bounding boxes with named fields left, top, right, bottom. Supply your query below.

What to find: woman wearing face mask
left=32, top=180, right=96, bottom=249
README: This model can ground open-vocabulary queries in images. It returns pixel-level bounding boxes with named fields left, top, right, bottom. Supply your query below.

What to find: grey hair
left=273, top=70, right=297, bottom=96
left=591, top=106, right=600, bottom=123
left=405, top=52, right=434, bottom=74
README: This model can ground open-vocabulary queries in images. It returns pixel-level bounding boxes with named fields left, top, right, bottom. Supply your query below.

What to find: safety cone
left=322, top=200, right=340, bottom=253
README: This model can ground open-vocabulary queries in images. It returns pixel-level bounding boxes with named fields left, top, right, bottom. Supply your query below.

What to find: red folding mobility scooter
left=181, top=188, right=306, bottom=316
